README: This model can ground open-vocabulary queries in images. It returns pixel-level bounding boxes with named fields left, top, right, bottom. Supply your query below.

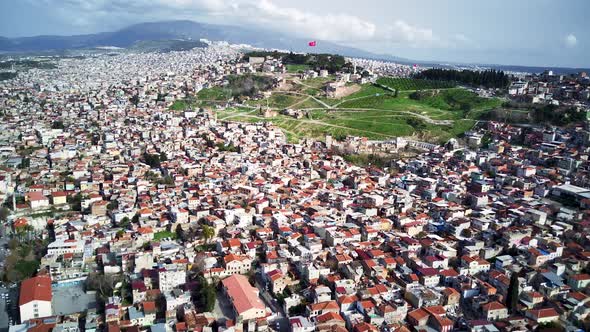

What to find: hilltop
left=0, top=20, right=399, bottom=61
left=172, top=56, right=504, bottom=144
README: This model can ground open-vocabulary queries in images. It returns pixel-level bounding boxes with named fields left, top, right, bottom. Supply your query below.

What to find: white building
left=158, top=264, right=187, bottom=292
left=47, top=239, right=85, bottom=256
left=19, top=275, right=52, bottom=322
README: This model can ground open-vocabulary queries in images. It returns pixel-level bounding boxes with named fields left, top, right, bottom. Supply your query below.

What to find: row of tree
left=415, top=68, right=511, bottom=89
left=225, top=74, right=275, bottom=98
left=194, top=276, right=216, bottom=312
left=479, top=104, right=587, bottom=126
left=175, top=224, right=215, bottom=244
left=244, top=51, right=352, bottom=74
left=142, top=152, right=167, bottom=168
left=0, top=72, right=17, bottom=81
left=531, top=105, right=586, bottom=126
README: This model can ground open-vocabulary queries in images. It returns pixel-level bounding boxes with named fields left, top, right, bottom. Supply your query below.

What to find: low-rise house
left=19, top=275, right=52, bottom=322
left=221, top=274, right=266, bottom=322
left=525, top=308, right=560, bottom=324
left=481, top=301, right=508, bottom=321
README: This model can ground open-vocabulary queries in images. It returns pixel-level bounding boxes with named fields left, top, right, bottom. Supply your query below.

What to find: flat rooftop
left=52, top=283, right=97, bottom=316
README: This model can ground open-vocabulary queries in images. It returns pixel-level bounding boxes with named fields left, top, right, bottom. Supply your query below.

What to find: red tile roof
left=19, top=275, right=52, bottom=305
left=483, top=301, right=506, bottom=312
left=27, top=191, right=47, bottom=202
left=317, top=311, right=344, bottom=323
left=222, top=274, right=265, bottom=315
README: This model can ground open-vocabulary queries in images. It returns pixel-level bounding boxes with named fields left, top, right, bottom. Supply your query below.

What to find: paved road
left=0, top=225, right=14, bottom=332
left=0, top=288, right=8, bottom=332
left=213, top=289, right=234, bottom=322
left=254, top=273, right=282, bottom=315
left=0, top=285, right=18, bottom=331
left=270, top=317, right=290, bottom=332
left=252, top=277, right=290, bottom=332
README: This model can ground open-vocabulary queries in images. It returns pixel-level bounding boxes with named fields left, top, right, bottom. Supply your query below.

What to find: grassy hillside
left=377, top=77, right=456, bottom=91
left=185, top=76, right=502, bottom=144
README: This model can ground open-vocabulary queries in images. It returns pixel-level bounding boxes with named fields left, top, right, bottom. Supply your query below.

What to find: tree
left=289, top=303, right=306, bottom=316
left=86, top=272, right=121, bottom=300
left=158, top=175, right=175, bottom=186
left=51, top=120, right=65, bottom=130
left=19, top=158, right=30, bottom=169
left=409, top=91, right=422, bottom=100
left=194, top=276, right=216, bottom=312
left=129, top=94, right=140, bottom=106
left=460, top=228, right=472, bottom=238
left=535, top=321, right=564, bottom=332
left=506, top=273, right=519, bottom=313
left=107, top=200, right=119, bottom=211
left=119, top=217, right=130, bottom=228
left=407, top=117, right=427, bottom=131
left=201, top=225, right=215, bottom=243
left=68, top=193, right=82, bottom=212
left=342, top=176, right=357, bottom=189
left=461, top=103, right=472, bottom=113
left=0, top=207, right=9, bottom=221
left=415, top=68, right=510, bottom=89
left=175, top=224, right=185, bottom=242
left=143, top=153, right=161, bottom=168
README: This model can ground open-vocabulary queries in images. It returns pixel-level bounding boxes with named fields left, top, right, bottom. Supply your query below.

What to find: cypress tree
left=506, top=273, right=519, bottom=313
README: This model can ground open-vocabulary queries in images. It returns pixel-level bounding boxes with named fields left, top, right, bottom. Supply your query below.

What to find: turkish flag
left=308, top=41, right=317, bottom=47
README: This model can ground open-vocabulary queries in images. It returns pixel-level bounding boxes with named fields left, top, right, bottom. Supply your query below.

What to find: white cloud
left=564, top=34, right=577, bottom=48
left=380, top=20, right=435, bottom=45
left=453, top=34, right=469, bottom=43
left=29, top=0, right=439, bottom=46
left=227, top=0, right=378, bottom=41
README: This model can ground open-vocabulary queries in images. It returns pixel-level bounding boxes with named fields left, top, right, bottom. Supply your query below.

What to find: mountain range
left=0, top=20, right=587, bottom=74
left=0, top=20, right=405, bottom=61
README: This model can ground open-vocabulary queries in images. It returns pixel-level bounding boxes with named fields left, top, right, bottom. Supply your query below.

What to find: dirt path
left=221, top=112, right=394, bottom=138
left=287, top=96, right=312, bottom=109
left=297, top=107, right=453, bottom=125
left=332, top=92, right=393, bottom=108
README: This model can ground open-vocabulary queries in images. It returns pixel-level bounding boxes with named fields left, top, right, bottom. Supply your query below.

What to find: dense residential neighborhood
left=0, top=41, right=590, bottom=332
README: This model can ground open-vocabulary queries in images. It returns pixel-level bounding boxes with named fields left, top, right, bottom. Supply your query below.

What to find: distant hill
left=0, top=20, right=406, bottom=61
left=0, top=20, right=586, bottom=74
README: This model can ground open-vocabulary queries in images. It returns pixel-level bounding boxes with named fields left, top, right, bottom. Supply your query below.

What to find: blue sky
left=0, top=0, right=587, bottom=68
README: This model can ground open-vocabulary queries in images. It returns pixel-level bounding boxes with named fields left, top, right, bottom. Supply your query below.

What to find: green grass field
left=170, top=100, right=189, bottom=111
left=377, top=77, right=456, bottom=91
left=286, top=64, right=311, bottom=73
left=197, top=87, right=231, bottom=101
left=246, top=93, right=302, bottom=109
left=193, top=77, right=501, bottom=143
left=154, top=230, right=178, bottom=241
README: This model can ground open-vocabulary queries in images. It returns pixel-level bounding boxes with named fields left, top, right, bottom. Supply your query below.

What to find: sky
left=0, top=0, right=588, bottom=68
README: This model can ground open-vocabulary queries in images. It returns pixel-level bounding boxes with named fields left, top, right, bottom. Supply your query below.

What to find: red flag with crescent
left=308, top=41, right=317, bottom=47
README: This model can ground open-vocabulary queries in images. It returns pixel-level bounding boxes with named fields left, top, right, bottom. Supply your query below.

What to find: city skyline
left=0, top=0, right=588, bottom=68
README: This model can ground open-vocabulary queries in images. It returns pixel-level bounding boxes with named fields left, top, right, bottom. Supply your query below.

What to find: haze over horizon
left=0, top=0, right=588, bottom=68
